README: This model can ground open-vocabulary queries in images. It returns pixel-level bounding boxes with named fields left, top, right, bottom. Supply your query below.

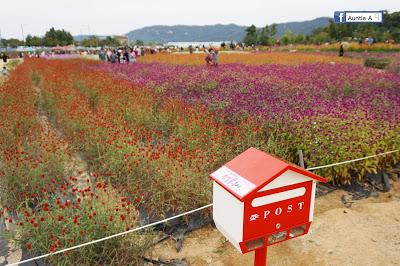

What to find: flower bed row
left=136, top=52, right=361, bottom=65
left=0, top=59, right=154, bottom=265
left=96, top=58, right=400, bottom=183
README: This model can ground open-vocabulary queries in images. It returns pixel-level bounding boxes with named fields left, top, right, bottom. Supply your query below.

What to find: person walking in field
left=213, top=48, right=219, bottom=67
left=106, top=49, right=112, bottom=62
left=1, top=67, right=8, bottom=76
left=123, top=49, right=129, bottom=63
left=120, top=49, right=126, bottom=63
left=110, top=50, right=117, bottom=63
left=129, top=49, right=136, bottom=63
left=2, top=53, right=8, bottom=63
left=205, top=49, right=214, bottom=66
left=99, top=48, right=106, bottom=62
left=339, top=44, right=344, bottom=57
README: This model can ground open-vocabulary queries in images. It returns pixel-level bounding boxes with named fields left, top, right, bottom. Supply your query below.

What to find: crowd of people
left=98, top=47, right=146, bottom=63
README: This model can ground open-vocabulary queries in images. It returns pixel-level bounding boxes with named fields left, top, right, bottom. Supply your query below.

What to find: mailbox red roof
left=210, top=147, right=327, bottom=201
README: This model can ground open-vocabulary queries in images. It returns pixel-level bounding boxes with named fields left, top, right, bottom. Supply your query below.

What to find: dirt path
left=152, top=177, right=400, bottom=265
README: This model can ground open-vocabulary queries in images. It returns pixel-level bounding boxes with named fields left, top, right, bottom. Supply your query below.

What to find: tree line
left=242, top=10, right=400, bottom=45
left=0, top=27, right=121, bottom=48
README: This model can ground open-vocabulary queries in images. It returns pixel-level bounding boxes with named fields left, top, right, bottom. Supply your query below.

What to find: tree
left=281, top=30, right=294, bottom=45
left=294, top=34, right=305, bottom=44
left=306, top=11, right=400, bottom=44
left=280, top=35, right=290, bottom=45
left=82, top=39, right=90, bottom=47
left=313, top=32, right=331, bottom=44
left=257, top=28, right=269, bottom=45
left=243, top=25, right=257, bottom=45
left=26, top=34, right=34, bottom=46
left=26, top=35, right=43, bottom=47
left=270, top=24, right=278, bottom=37
left=7, top=39, right=23, bottom=48
left=268, top=36, right=277, bottom=46
left=44, top=27, right=73, bottom=46
left=134, top=40, right=144, bottom=46
left=102, top=36, right=120, bottom=47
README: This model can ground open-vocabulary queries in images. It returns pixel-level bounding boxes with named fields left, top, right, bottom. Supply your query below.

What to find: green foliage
left=280, top=35, right=290, bottom=45
left=313, top=32, right=332, bottom=44
left=4, top=38, right=23, bottom=48
left=243, top=25, right=258, bottom=45
left=44, top=27, right=74, bottom=46
left=307, top=11, right=400, bottom=43
left=101, top=36, right=121, bottom=47
left=257, top=28, right=270, bottom=45
left=364, top=57, right=391, bottom=69
left=134, top=40, right=144, bottom=46
left=3, top=28, right=74, bottom=47
left=245, top=24, right=280, bottom=45
left=26, top=34, right=44, bottom=46
left=270, top=24, right=278, bottom=37
left=294, top=34, right=305, bottom=44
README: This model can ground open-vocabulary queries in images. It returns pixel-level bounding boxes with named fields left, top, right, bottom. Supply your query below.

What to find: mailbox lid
left=210, top=147, right=326, bottom=201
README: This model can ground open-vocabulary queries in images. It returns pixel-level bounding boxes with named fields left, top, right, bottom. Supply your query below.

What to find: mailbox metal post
left=254, top=247, right=267, bottom=265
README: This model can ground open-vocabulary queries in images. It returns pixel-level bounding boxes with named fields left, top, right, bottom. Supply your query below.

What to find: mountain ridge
left=74, top=17, right=330, bottom=43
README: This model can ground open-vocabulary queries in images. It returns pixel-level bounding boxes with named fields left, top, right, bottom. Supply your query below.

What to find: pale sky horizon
left=1, top=0, right=398, bottom=39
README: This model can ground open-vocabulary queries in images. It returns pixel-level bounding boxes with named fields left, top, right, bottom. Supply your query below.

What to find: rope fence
left=8, top=149, right=399, bottom=265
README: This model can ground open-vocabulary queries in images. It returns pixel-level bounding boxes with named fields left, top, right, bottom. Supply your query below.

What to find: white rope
left=306, top=149, right=399, bottom=170
left=7, top=204, right=213, bottom=266
left=8, top=149, right=399, bottom=265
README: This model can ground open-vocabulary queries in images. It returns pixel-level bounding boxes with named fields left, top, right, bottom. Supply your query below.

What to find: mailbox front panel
left=243, top=180, right=312, bottom=240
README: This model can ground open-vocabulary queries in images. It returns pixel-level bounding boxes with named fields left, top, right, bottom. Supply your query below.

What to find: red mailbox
left=210, top=147, right=326, bottom=265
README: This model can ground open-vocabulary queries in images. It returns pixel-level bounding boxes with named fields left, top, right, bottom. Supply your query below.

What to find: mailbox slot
left=245, top=237, right=265, bottom=251
left=251, top=187, right=306, bottom=207
left=289, top=224, right=307, bottom=237
left=267, top=231, right=287, bottom=244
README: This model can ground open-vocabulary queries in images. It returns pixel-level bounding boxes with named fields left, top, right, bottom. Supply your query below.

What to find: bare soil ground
left=152, top=176, right=400, bottom=266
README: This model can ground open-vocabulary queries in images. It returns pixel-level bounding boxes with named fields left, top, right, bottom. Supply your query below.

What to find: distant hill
left=124, top=24, right=248, bottom=43
left=74, top=17, right=330, bottom=43
left=125, top=17, right=330, bottom=43
left=275, top=17, right=330, bottom=38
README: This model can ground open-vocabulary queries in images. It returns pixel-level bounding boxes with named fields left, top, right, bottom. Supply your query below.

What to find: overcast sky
left=1, top=0, right=398, bottom=39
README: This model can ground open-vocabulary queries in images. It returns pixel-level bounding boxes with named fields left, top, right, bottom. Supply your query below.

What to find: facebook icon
left=334, top=11, right=345, bottom=23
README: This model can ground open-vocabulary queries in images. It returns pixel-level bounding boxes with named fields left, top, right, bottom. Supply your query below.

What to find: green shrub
left=364, top=57, right=390, bottom=69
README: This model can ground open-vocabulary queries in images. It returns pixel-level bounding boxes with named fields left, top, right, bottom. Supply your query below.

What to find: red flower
left=27, top=244, right=32, bottom=249
left=80, top=231, right=83, bottom=235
